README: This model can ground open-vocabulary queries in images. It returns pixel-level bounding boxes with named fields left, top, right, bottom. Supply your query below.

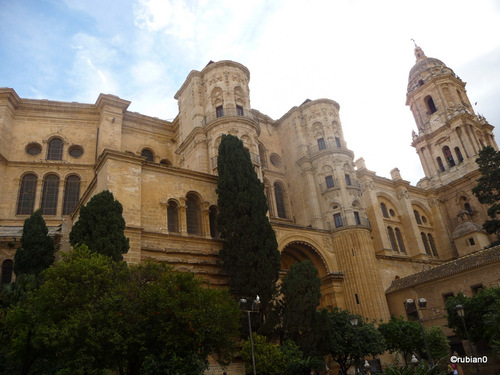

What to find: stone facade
left=1, top=48, right=499, bottom=367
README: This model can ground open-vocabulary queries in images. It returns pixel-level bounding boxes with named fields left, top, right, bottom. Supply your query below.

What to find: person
left=448, top=364, right=454, bottom=375
left=452, top=363, right=459, bottom=375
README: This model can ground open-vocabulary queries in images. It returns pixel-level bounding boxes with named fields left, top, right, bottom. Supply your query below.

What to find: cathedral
left=1, top=45, right=499, bottom=362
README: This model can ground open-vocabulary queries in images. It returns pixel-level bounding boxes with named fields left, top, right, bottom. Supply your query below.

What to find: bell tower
left=406, top=45, right=497, bottom=188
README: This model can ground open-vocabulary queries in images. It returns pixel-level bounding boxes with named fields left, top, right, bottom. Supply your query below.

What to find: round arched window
left=141, top=149, right=154, bottom=162
left=68, top=145, right=84, bottom=158
left=26, top=143, right=42, bottom=156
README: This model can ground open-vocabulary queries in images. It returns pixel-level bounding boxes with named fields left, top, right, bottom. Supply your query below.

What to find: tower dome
left=407, top=46, right=456, bottom=94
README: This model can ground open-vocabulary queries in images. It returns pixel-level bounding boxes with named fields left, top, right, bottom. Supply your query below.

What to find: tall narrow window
left=186, top=194, right=201, bottom=235
left=47, top=138, right=63, bottom=160
left=421, top=232, right=431, bottom=255
left=335, top=137, right=342, bottom=148
left=388, top=226, right=398, bottom=252
left=209, top=206, right=219, bottom=238
left=425, top=96, right=437, bottom=114
left=395, top=228, right=406, bottom=253
left=436, top=157, right=445, bottom=172
left=274, top=182, right=287, bottom=218
left=455, top=147, right=464, bottom=163
left=443, top=146, right=455, bottom=167
left=428, top=233, right=438, bottom=257
left=216, top=105, right=224, bottom=118
left=345, top=174, right=352, bottom=186
left=317, top=137, right=326, bottom=150
left=1, top=260, right=13, bottom=285
left=141, top=149, right=154, bottom=162
left=325, top=175, right=334, bottom=188
left=167, top=201, right=179, bottom=233
left=63, top=175, right=81, bottom=215
left=354, top=211, right=361, bottom=225
left=236, top=105, right=244, bottom=116
left=414, top=210, right=422, bottom=224
left=258, top=144, right=267, bottom=168
left=380, top=203, right=389, bottom=218
left=333, top=213, right=343, bottom=228
left=41, top=174, right=60, bottom=215
left=17, top=174, right=37, bottom=215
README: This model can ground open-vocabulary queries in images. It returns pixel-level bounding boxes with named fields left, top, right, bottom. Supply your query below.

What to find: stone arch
left=280, top=240, right=329, bottom=278
left=234, top=86, right=246, bottom=106
left=210, top=86, right=223, bottom=109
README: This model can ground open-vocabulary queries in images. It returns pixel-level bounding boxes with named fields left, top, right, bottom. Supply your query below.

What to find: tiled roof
left=0, top=226, right=61, bottom=238
left=385, top=246, right=500, bottom=294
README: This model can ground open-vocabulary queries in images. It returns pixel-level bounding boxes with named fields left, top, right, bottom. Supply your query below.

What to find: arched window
left=425, top=96, right=437, bottom=114
left=414, top=210, right=422, bottom=224
left=186, top=194, right=201, bottom=235
left=380, top=203, right=389, bottom=218
left=17, top=173, right=37, bottom=215
left=63, top=175, right=81, bottom=215
left=141, top=149, right=154, bottom=162
left=455, top=147, right=464, bottom=163
left=258, top=144, right=267, bottom=168
left=41, top=174, right=60, bottom=215
left=428, top=234, right=438, bottom=257
left=1, top=259, right=13, bottom=285
left=274, top=182, right=287, bottom=219
left=436, top=157, right=445, bottom=172
left=395, top=228, right=406, bottom=253
left=47, top=138, right=63, bottom=160
left=443, top=146, right=455, bottom=167
left=160, top=159, right=172, bottom=166
left=209, top=206, right=219, bottom=238
left=464, top=202, right=473, bottom=213
left=167, top=200, right=179, bottom=233
left=388, top=226, right=398, bottom=252
left=421, top=232, right=431, bottom=255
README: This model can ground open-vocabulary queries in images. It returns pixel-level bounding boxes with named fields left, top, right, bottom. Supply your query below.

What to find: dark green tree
left=378, top=315, right=423, bottom=365
left=216, top=134, right=281, bottom=319
left=280, top=260, right=323, bottom=356
left=472, top=145, right=500, bottom=245
left=445, top=287, right=500, bottom=344
left=13, top=210, right=55, bottom=277
left=70, top=190, right=129, bottom=261
left=324, top=308, right=385, bottom=375
left=425, top=326, right=451, bottom=362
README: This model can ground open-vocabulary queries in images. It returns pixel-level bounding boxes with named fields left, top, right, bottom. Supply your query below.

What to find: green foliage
left=379, top=315, right=424, bottom=365
left=13, top=210, right=55, bottom=277
left=4, top=245, right=239, bottom=374
left=240, top=333, right=286, bottom=375
left=472, top=146, right=500, bottom=242
left=216, top=134, right=281, bottom=322
left=425, top=326, right=450, bottom=362
left=69, top=190, right=129, bottom=261
left=382, top=362, right=444, bottom=375
left=280, top=260, right=324, bottom=356
left=446, top=287, right=500, bottom=344
left=324, top=308, right=385, bottom=375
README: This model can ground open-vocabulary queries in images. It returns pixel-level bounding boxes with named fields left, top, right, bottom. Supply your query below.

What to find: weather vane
left=411, top=38, right=417, bottom=47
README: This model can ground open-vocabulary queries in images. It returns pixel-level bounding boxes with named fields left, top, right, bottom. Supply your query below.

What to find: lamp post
left=240, top=296, right=260, bottom=375
left=404, top=298, right=434, bottom=367
left=350, top=315, right=362, bottom=374
left=455, top=304, right=481, bottom=375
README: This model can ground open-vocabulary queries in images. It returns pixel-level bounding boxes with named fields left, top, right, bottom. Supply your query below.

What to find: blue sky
left=2, top=0, right=500, bottom=184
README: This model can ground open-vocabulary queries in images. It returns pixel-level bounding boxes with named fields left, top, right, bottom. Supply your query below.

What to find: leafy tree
left=5, top=245, right=240, bottom=375
left=70, top=190, right=129, bottom=261
left=216, top=134, right=281, bottom=322
left=425, top=326, right=450, bottom=362
left=280, top=260, right=324, bottom=356
left=324, top=308, right=385, bottom=375
left=13, top=210, right=55, bottom=277
left=379, top=315, right=423, bottom=365
left=472, top=145, right=500, bottom=244
left=240, top=333, right=286, bottom=375
left=446, top=287, right=500, bottom=344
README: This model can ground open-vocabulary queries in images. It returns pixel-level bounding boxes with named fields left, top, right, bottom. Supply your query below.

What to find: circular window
left=270, top=153, right=282, bottom=168
left=68, top=145, right=84, bottom=158
left=26, top=143, right=42, bottom=156
left=389, top=209, right=395, bottom=217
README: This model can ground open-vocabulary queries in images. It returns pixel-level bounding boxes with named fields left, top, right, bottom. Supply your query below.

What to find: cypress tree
left=216, top=134, right=281, bottom=312
left=70, top=190, right=129, bottom=262
left=13, top=209, right=55, bottom=276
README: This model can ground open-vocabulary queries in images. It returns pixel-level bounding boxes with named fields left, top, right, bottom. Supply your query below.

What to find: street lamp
left=350, top=315, right=362, bottom=374
left=240, top=296, right=261, bottom=375
left=404, top=298, right=434, bottom=367
left=455, top=304, right=481, bottom=375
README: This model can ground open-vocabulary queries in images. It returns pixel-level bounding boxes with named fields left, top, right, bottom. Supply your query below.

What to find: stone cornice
left=123, top=111, right=174, bottom=130
left=0, top=88, right=21, bottom=110
left=276, top=98, right=340, bottom=125
left=95, top=93, right=131, bottom=113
